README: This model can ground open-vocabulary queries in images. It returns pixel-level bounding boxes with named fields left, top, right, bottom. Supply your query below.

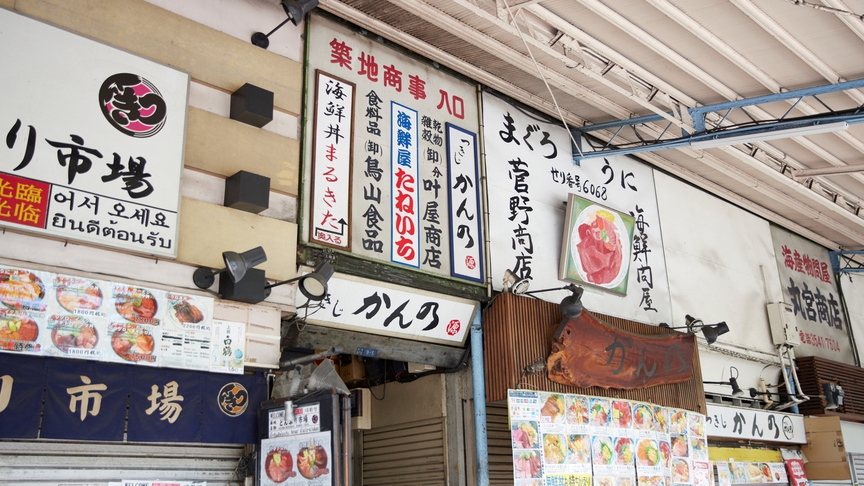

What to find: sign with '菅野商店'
left=0, top=9, right=188, bottom=258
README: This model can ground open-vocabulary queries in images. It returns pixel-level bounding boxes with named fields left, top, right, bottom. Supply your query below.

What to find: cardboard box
left=339, top=356, right=366, bottom=384
left=803, top=461, right=851, bottom=480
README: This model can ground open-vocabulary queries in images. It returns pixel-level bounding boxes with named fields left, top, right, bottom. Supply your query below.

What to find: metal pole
left=471, top=310, right=489, bottom=486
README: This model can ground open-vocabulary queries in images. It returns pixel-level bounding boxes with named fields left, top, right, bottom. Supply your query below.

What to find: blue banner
left=128, top=367, right=202, bottom=442
left=42, top=358, right=128, bottom=441
left=0, top=354, right=46, bottom=438
left=201, top=371, right=266, bottom=444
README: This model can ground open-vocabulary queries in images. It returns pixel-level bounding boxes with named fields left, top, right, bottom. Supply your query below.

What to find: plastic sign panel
left=0, top=9, right=188, bottom=258
left=770, top=225, right=854, bottom=364
left=705, top=403, right=806, bottom=444
left=484, top=92, right=671, bottom=324
left=303, top=13, right=483, bottom=282
left=296, top=272, right=478, bottom=346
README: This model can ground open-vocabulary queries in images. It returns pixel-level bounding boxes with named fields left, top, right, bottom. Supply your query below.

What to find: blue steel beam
left=831, top=250, right=864, bottom=274
left=573, top=78, right=864, bottom=164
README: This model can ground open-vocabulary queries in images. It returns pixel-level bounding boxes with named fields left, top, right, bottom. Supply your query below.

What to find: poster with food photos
left=716, top=462, right=732, bottom=486
left=0, top=266, right=51, bottom=355
left=508, top=390, right=708, bottom=485
left=159, top=292, right=213, bottom=371
left=260, top=432, right=332, bottom=485
left=45, top=274, right=109, bottom=360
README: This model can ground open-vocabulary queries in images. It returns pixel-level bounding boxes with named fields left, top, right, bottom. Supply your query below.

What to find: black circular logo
left=782, top=415, right=794, bottom=440
left=217, top=382, right=249, bottom=417
left=99, top=73, right=167, bottom=138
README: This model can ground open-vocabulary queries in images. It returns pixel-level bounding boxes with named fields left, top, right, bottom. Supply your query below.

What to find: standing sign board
left=0, top=9, right=188, bottom=258
left=483, top=92, right=671, bottom=325
left=303, top=13, right=484, bottom=282
left=770, top=225, right=854, bottom=364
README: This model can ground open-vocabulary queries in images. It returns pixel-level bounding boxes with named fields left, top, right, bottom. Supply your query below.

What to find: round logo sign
left=217, top=382, right=249, bottom=417
left=99, top=73, right=167, bottom=138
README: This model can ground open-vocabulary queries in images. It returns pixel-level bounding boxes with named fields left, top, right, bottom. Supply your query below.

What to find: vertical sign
left=304, top=14, right=483, bottom=281
left=310, top=71, right=354, bottom=250
left=446, top=123, right=483, bottom=282
left=770, top=224, right=853, bottom=364
left=391, top=102, right=420, bottom=267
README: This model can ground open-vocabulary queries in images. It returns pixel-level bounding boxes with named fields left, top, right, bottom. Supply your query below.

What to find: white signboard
left=705, top=404, right=806, bottom=444
left=268, top=404, right=322, bottom=438
left=310, top=71, right=354, bottom=249
left=0, top=9, right=188, bottom=258
left=770, top=225, right=854, bottom=364
left=483, top=92, right=671, bottom=324
left=210, top=319, right=245, bottom=374
left=296, top=272, right=478, bottom=346
left=304, top=14, right=483, bottom=282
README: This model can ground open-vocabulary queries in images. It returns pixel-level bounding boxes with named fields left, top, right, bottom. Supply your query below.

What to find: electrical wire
left=781, top=0, right=864, bottom=21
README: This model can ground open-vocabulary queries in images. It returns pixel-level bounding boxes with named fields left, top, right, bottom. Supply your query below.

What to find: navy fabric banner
left=128, top=367, right=203, bottom=442
left=201, top=371, right=266, bottom=444
left=42, top=358, right=128, bottom=441
left=0, top=354, right=46, bottom=438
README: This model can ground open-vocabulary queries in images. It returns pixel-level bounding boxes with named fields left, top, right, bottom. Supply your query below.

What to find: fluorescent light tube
left=691, top=121, right=849, bottom=150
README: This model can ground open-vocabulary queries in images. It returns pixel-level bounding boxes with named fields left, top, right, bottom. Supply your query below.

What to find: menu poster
left=769, top=463, right=788, bottom=483
left=730, top=462, right=747, bottom=484
left=210, top=319, right=245, bottom=374
left=638, top=475, right=668, bottom=486
left=46, top=314, right=107, bottom=361
left=671, top=458, right=691, bottom=484
left=692, top=461, right=712, bottom=486
left=635, top=438, right=664, bottom=477
left=716, top=462, right=732, bottom=486
left=784, top=459, right=809, bottom=486
left=160, top=292, right=213, bottom=371
left=259, top=432, right=332, bottom=485
left=0, top=266, right=51, bottom=355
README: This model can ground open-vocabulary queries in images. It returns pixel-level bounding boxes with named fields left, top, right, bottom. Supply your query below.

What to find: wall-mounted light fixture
left=503, top=269, right=531, bottom=295
left=265, top=261, right=334, bottom=301
left=251, top=0, right=319, bottom=49
left=659, top=314, right=729, bottom=344
left=193, top=246, right=267, bottom=289
left=523, top=283, right=584, bottom=319
left=704, top=366, right=744, bottom=397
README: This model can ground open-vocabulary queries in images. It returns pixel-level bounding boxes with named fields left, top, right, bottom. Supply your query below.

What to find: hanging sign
left=705, top=403, right=806, bottom=444
left=547, top=311, right=695, bottom=389
left=0, top=9, right=188, bottom=258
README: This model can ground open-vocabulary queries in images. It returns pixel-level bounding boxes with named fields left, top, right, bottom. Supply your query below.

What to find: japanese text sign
left=304, top=14, right=484, bottom=282
left=0, top=353, right=265, bottom=443
left=483, top=92, right=671, bottom=325
left=296, top=272, right=477, bottom=346
left=769, top=225, right=853, bottom=364
left=705, top=403, right=805, bottom=444
left=0, top=10, right=188, bottom=258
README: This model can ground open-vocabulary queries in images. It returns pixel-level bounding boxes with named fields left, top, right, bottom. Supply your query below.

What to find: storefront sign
left=548, top=311, right=695, bottom=389
left=508, top=389, right=709, bottom=486
left=304, top=14, right=483, bottom=282
left=0, top=353, right=265, bottom=443
left=0, top=9, right=188, bottom=258
left=296, top=272, right=477, bottom=346
left=770, top=225, right=853, bottom=364
left=268, top=404, right=322, bottom=437
left=483, top=92, right=671, bottom=324
left=705, top=403, right=806, bottom=444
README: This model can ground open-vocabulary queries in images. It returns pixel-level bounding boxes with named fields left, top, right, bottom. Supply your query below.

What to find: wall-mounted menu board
left=0, top=264, right=244, bottom=374
left=508, top=390, right=709, bottom=486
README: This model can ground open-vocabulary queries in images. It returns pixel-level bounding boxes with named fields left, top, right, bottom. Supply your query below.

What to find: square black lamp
left=230, top=83, right=273, bottom=128
left=224, top=170, right=270, bottom=214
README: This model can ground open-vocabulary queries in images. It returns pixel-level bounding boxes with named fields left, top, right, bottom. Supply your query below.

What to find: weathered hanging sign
left=548, top=311, right=695, bottom=389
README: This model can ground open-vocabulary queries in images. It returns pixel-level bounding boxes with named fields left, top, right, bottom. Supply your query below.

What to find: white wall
left=840, top=273, right=864, bottom=365
left=654, top=172, right=785, bottom=391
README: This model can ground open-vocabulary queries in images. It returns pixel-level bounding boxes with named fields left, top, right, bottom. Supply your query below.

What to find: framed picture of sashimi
left=559, top=193, right=635, bottom=295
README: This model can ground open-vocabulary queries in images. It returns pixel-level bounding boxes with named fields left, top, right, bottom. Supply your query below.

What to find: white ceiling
left=318, top=0, right=864, bottom=250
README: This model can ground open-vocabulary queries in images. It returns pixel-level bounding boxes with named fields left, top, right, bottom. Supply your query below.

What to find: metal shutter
left=0, top=439, right=245, bottom=485
left=486, top=402, right=514, bottom=486
left=850, top=453, right=864, bottom=484
left=361, top=417, right=446, bottom=485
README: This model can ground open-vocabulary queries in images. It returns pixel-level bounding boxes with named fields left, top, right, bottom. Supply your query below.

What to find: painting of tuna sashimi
left=559, top=193, right=635, bottom=295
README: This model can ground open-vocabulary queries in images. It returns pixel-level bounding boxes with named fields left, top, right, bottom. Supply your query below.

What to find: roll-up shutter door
left=486, top=402, right=515, bottom=486
left=0, top=439, right=245, bottom=485
left=361, top=417, right=446, bottom=485
left=849, top=453, right=864, bottom=484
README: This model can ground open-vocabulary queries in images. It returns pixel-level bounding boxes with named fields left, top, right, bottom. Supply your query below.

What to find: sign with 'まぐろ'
left=0, top=9, right=188, bottom=258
